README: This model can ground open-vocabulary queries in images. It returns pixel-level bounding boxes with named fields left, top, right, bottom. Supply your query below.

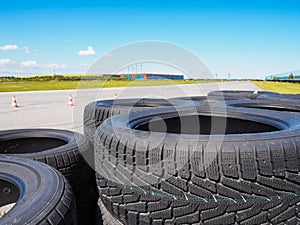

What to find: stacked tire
left=0, top=129, right=98, bottom=225
left=87, top=92, right=300, bottom=225
left=84, top=98, right=193, bottom=224
left=0, top=156, right=77, bottom=224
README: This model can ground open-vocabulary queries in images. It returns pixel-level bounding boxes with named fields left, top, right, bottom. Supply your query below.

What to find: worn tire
left=0, top=156, right=77, bottom=224
left=95, top=106, right=300, bottom=225
left=0, top=129, right=98, bottom=225
left=83, top=98, right=190, bottom=142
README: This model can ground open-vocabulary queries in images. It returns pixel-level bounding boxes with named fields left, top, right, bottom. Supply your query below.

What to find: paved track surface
left=0, top=81, right=259, bottom=133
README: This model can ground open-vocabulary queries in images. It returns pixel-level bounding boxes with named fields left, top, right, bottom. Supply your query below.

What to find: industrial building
left=108, top=73, right=184, bottom=80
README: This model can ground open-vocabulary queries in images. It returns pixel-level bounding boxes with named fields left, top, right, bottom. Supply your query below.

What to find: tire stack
left=2, top=90, right=300, bottom=225
left=85, top=92, right=300, bottom=225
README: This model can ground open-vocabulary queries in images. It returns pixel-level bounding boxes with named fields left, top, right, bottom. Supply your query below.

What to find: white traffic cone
left=11, top=95, right=18, bottom=108
left=114, top=93, right=118, bottom=100
left=68, top=94, right=74, bottom=106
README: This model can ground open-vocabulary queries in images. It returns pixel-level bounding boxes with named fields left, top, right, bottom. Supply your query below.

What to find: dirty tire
left=0, top=156, right=77, bottom=224
left=207, top=90, right=277, bottom=100
left=83, top=98, right=190, bottom=142
left=0, top=129, right=98, bottom=225
left=94, top=106, right=300, bottom=225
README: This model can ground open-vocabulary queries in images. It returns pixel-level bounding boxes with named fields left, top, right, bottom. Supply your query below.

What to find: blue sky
left=0, top=0, right=300, bottom=79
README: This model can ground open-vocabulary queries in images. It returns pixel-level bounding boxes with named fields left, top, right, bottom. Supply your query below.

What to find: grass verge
left=252, top=81, right=300, bottom=94
left=0, top=79, right=218, bottom=92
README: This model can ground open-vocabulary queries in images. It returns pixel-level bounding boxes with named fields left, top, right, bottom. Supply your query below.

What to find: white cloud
left=0, top=45, right=19, bottom=51
left=43, top=63, right=67, bottom=69
left=0, top=45, right=31, bottom=54
left=0, top=58, right=15, bottom=67
left=21, top=60, right=38, bottom=68
left=78, top=46, right=96, bottom=56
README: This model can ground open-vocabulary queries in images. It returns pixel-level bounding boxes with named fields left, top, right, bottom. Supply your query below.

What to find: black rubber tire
left=0, top=129, right=98, bottom=225
left=207, top=90, right=278, bottom=100
left=224, top=98, right=300, bottom=113
left=94, top=106, right=300, bottom=225
left=83, top=98, right=190, bottom=142
left=0, top=156, right=77, bottom=224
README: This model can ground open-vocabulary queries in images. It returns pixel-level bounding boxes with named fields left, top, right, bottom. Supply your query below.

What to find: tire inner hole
left=0, top=137, right=67, bottom=154
left=135, top=115, right=280, bottom=135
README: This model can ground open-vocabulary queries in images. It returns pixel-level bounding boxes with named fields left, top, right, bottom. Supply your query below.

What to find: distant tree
left=273, top=76, right=278, bottom=81
left=288, top=73, right=294, bottom=80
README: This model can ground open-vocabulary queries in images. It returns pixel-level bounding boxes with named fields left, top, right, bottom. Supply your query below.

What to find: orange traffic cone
left=114, top=93, right=118, bottom=100
left=68, top=94, right=74, bottom=106
left=11, top=95, right=18, bottom=108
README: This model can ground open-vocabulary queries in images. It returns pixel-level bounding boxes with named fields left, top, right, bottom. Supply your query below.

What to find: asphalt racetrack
left=0, top=81, right=259, bottom=133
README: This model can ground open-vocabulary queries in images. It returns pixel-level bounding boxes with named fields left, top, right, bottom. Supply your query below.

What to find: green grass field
left=0, top=79, right=212, bottom=92
left=252, top=81, right=300, bottom=94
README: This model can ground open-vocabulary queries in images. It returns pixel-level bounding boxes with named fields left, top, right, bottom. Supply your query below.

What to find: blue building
left=118, top=73, right=184, bottom=80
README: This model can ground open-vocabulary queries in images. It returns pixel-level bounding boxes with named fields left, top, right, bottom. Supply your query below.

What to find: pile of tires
left=0, top=129, right=98, bottom=225
left=87, top=92, right=300, bottom=225
left=2, top=90, right=300, bottom=225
